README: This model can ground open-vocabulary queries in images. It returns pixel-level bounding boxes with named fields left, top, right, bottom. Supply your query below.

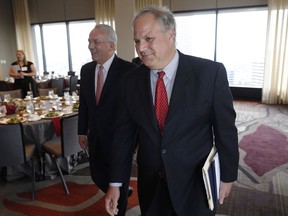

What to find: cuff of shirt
left=109, top=182, right=122, bottom=187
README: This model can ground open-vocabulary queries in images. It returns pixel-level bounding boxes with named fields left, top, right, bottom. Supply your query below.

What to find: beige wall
left=28, top=0, right=95, bottom=23
left=0, top=0, right=17, bottom=80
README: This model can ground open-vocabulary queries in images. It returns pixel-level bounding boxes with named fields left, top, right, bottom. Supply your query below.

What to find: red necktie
left=96, top=65, right=104, bottom=104
left=155, top=71, right=168, bottom=134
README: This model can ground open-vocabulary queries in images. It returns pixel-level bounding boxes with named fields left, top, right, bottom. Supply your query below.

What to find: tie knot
left=157, top=71, right=165, bottom=79
left=99, top=65, right=103, bottom=71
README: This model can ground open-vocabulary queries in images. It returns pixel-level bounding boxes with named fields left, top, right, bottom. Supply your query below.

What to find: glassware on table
left=64, top=92, right=69, bottom=100
left=0, top=105, right=7, bottom=116
left=52, top=100, right=61, bottom=111
left=48, top=90, right=54, bottom=99
left=26, top=101, right=35, bottom=114
left=27, top=91, right=33, bottom=99
left=3, top=94, right=11, bottom=102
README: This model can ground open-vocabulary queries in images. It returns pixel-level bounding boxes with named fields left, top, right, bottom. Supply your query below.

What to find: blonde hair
left=16, top=50, right=28, bottom=65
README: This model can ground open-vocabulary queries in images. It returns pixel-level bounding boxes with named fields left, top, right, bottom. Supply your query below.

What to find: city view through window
left=32, top=7, right=267, bottom=88
left=175, top=8, right=267, bottom=88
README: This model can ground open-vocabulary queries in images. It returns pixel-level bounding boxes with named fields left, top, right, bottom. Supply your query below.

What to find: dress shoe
left=128, top=186, right=133, bottom=197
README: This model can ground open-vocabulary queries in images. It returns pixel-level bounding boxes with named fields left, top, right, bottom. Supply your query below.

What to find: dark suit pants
left=142, top=178, right=177, bottom=216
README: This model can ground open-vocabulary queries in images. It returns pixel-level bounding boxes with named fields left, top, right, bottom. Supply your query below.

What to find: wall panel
left=170, top=0, right=267, bottom=12
left=29, top=0, right=94, bottom=24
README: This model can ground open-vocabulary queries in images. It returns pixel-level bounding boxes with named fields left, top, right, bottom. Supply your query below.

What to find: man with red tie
left=77, top=24, right=137, bottom=216
left=105, top=5, right=239, bottom=216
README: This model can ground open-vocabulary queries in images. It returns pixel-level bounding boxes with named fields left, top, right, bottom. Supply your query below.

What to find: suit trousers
left=142, top=178, right=177, bottom=216
left=88, top=136, right=129, bottom=216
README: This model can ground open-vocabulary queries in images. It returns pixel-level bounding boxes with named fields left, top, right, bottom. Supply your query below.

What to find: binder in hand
left=202, top=145, right=220, bottom=211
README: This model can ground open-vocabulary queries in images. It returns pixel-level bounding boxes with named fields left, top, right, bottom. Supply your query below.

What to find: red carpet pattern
left=240, top=124, right=288, bottom=176
left=217, top=102, right=288, bottom=216
left=3, top=180, right=138, bottom=215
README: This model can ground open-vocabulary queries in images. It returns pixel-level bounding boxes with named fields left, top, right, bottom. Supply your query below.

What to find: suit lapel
left=88, top=61, right=97, bottom=106
left=165, top=54, right=192, bottom=129
left=137, top=66, right=159, bottom=132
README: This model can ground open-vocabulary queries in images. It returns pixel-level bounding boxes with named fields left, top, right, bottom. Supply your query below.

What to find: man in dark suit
left=77, top=24, right=137, bottom=216
left=105, top=6, right=239, bottom=216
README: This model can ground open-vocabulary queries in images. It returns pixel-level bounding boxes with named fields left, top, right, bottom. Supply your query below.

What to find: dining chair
left=51, top=78, right=64, bottom=96
left=43, top=71, right=49, bottom=76
left=0, top=89, right=22, bottom=100
left=38, top=87, right=57, bottom=96
left=0, top=123, right=36, bottom=200
left=67, top=71, right=76, bottom=76
left=0, top=80, right=9, bottom=91
left=42, top=114, right=86, bottom=194
left=63, top=75, right=78, bottom=95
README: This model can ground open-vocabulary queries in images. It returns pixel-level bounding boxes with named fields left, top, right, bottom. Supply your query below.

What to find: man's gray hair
left=133, top=5, right=176, bottom=35
left=94, top=24, right=118, bottom=45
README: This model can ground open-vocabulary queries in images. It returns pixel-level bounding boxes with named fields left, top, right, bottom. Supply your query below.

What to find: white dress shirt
left=150, top=51, right=179, bottom=104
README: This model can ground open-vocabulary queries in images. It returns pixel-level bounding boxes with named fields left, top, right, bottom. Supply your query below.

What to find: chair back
left=67, top=71, right=76, bottom=76
left=61, top=114, right=82, bottom=157
left=69, top=75, right=78, bottom=94
left=0, top=81, right=9, bottom=91
left=38, top=88, right=57, bottom=96
left=51, top=78, right=64, bottom=96
left=0, top=123, right=25, bottom=167
left=0, top=89, right=22, bottom=100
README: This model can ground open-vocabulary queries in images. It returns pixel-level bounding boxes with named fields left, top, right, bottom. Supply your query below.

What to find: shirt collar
left=98, top=53, right=115, bottom=71
left=151, top=51, right=179, bottom=80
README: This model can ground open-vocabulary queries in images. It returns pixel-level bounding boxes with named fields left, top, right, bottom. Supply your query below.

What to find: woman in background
left=9, top=50, right=37, bottom=98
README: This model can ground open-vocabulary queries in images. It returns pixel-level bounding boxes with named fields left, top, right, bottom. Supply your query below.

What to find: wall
left=28, top=0, right=95, bottom=23
left=170, top=0, right=267, bottom=11
left=0, top=0, right=17, bottom=80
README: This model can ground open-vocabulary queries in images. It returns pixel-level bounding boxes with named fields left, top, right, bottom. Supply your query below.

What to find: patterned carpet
left=216, top=101, right=288, bottom=216
left=0, top=101, right=288, bottom=215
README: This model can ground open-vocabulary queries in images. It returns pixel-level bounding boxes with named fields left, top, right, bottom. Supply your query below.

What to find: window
left=174, top=7, right=267, bottom=88
left=175, top=11, right=216, bottom=61
left=32, top=20, right=96, bottom=77
left=42, top=23, right=69, bottom=76
left=69, top=21, right=96, bottom=75
left=216, top=8, right=268, bottom=88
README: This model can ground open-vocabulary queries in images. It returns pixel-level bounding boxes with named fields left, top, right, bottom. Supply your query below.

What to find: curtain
left=12, top=0, right=35, bottom=62
left=262, top=0, right=288, bottom=104
left=135, top=0, right=163, bottom=13
left=94, top=0, right=115, bottom=28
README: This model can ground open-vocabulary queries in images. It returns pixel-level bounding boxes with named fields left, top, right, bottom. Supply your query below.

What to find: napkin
left=51, top=117, right=61, bottom=136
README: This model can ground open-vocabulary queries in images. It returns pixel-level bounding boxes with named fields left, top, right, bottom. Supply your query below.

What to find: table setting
left=0, top=91, right=79, bottom=124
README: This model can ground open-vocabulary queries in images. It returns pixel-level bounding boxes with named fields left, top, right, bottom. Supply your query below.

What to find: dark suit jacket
left=78, top=55, right=137, bottom=191
left=110, top=51, right=239, bottom=216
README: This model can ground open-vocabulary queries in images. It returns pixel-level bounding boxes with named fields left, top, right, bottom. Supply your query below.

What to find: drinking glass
left=0, top=105, right=7, bottom=116
left=27, top=91, right=33, bottom=99
left=26, top=101, right=34, bottom=114
left=48, top=90, right=54, bottom=99
left=3, top=94, right=11, bottom=102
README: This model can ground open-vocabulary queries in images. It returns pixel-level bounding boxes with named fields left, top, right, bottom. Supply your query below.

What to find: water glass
left=3, top=94, right=11, bottom=102
left=27, top=91, right=33, bottom=99
left=26, top=101, right=34, bottom=114
left=48, top=90, right=54, bottom=99
left=0, top=105, right=7, bottom=115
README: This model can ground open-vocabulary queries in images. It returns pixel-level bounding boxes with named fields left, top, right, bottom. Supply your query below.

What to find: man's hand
left=78, top=135, right=88, bottom=149
left=105, top=186, right=120, bottom=216
left=219, top=181, right=233, bottom=204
